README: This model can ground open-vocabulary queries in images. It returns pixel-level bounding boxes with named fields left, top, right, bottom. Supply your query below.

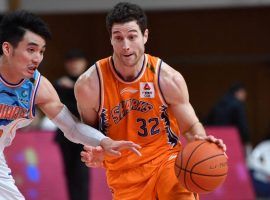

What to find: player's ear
left=2, top=42, right=12, bottom=56
left=143, top=29, right=149, bottom=45
left=110, top=35, right=114, bottom=46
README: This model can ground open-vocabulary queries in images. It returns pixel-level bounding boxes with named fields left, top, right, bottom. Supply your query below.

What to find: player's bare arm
left=35, top=75, right=140, bottom=155
left=159, top=63, right=226, bottom=151
left=35, top=76, right=64, bottom=118
left=74, top=65, right=100, bottom=127
left=75, top=66, right=142, bottom=161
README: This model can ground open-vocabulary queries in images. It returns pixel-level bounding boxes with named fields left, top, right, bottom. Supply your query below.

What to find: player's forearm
left=52, top=106, right=107, bottom=146
left=183, top=121, right=207, bottom=142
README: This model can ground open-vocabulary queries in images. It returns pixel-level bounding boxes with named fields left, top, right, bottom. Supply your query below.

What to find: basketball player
left=77, top=2, right=226, bottom=200
left=0, top=10, right=141, bottom=200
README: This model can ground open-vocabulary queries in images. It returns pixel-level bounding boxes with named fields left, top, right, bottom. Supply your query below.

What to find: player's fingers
left=81, top=155, right=89, bottom=163
left=206, top=135, right=216, bottom=142
left=84, top=160, right=103, bottom=168
left=81, top=157, right=87, bottom=163
left=80, top=151, right=89, bottom=158
left=95, top=146, right=104, bottom=151
left=80, top=152, right=90, bottom=162
left=106, top=149, right=121, bottom=157
left=92, top=146, right=104, bottom=154
left=116, top=142, right=142, bottom=156
left=206, top=136, right=227, bottom=152
left=117, top=141, right=141, bottom=150
left=216, top=139, right=227, bottom=151
left=129, top=147, right=142, bottom=156
left=194, top=135, right=204, bottom=140
left=115, top=142, right=142, bottom=156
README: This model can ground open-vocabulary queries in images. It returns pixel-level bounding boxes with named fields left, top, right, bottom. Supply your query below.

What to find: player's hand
left=194, top=135, right=227, bottom=152
left=81, top=145, right=105, bottom=168
left=100, top=137, right=142, bottom=157
left=81, top=139, right=142, bottom=168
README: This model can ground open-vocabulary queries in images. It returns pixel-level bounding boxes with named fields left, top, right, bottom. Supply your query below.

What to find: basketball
left=175, top=140, right=228, bottom=193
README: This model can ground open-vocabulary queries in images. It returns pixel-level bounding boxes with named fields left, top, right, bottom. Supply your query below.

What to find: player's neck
left=0, top=59, right=23, bottom=84
left=111, top=54, right=145, bottom=81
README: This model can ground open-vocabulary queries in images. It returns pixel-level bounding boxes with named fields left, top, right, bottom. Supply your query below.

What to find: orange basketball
left=175, top=140, right=228, bottom=193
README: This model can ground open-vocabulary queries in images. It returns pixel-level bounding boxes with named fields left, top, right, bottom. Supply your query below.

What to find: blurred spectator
left=204, top=83, right=251, bottom=154
left=54, top=49, right=89, bottom=200
left=248, top=140, right=270, bottom=199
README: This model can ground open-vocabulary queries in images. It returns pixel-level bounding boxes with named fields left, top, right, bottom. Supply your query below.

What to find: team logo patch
left=140, top=82, right=155, bottom=98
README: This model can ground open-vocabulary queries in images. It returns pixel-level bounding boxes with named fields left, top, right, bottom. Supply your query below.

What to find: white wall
left=0, top=0, right=7, bottom=13
left=1, top=0, right=270, bottom=13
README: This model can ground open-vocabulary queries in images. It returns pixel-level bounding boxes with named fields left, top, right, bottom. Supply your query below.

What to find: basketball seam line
left=179, top=169, right=227, bottom=177
left=183, top=141, right=207, bottom=191
left=189, top=153, right=227, bottom=192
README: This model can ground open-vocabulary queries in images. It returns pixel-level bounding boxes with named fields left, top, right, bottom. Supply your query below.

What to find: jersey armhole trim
left=30, top=71, right=41, bottom=118
left=157, top=60, right=168, bottom=106
left=96, top=62, right=104, bottom=116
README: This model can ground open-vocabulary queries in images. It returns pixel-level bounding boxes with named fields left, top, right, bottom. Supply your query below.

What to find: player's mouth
left=123, top=53, right=133, bottom=57
left=27, top=65, right=37, bottom=74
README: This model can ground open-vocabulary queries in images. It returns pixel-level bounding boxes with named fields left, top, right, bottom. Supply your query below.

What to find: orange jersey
left=96, top=54, right=181, bottom=171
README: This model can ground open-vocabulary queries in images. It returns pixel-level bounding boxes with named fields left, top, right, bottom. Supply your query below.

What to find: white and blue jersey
left=0, top=70, right=41, bottom=200
left=0, top=70, right=41, bottom=152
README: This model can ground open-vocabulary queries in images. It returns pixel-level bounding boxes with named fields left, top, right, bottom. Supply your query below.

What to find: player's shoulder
left=77, top=64, right=97, bottom=84
left=75, top=64, right=99, bottom=96
left=160, top=61, right=185, bottom=87
left=158, top=61, right=189, bottom=104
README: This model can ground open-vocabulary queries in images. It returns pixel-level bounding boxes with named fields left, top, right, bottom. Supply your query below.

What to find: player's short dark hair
left=0, top=10, right=51, bottom=55
left=106, top=2, right=147, bottom=36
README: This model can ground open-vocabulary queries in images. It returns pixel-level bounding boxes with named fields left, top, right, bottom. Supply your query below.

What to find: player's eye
left=115, top=36, right=122, bottom=41
left=129, top=35, right=137, bottom=40
left=40, top=50, right=45, bottom=56
left=27, top=48, right=35, bottom=53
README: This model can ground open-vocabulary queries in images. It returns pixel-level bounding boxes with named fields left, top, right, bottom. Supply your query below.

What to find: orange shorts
left=106, top=153, right=199, bottom=200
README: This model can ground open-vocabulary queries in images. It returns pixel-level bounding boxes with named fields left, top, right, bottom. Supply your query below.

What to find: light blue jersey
left=0, top=70, right=41, bottom=200
left=0, top=70, right=41, bottom=152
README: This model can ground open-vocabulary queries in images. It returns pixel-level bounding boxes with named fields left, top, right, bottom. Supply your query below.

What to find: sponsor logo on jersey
left=21, top=90, right=28, bottom=98
left=19, top=90, right=29, bottom=105
left=0, top=104, right=28, bottom=120
left=111, top=98, right=153, bottom=124
left=120, top=87, right=139, bottom=95
left=140, top=82, right=155, bottom=98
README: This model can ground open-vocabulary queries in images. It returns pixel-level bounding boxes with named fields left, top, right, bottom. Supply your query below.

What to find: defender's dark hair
left=106, top=2, right=147, bottom=36
left=0, top=10, right=51, bottom=55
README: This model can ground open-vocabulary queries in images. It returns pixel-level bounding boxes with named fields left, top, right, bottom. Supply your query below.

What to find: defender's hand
left=100, top=137, right=142, bottom=157
left=81, top=139, right=142, bottom=168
